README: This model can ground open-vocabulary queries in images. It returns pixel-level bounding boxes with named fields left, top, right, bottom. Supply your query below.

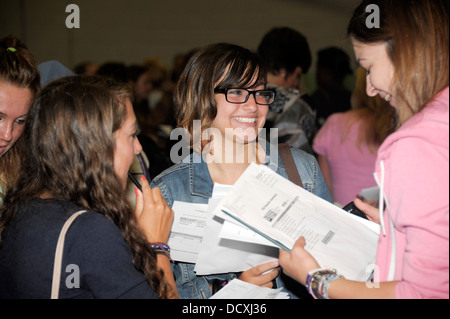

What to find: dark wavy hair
left=0, top=76, right=171, bottom=298
left=0, top=34, right=40, bottom=199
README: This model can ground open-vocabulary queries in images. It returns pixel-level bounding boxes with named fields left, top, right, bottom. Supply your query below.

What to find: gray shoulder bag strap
left=51, top=210, right=87, bottom=299
left=278, top=143, right=304, bottom=188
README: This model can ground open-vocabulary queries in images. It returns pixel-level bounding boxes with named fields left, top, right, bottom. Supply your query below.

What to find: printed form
left=215, top=163, right=379, bottom=281
left=168, top=184, right=278, bottom=274
left=168, top=201, right=208, bottom=263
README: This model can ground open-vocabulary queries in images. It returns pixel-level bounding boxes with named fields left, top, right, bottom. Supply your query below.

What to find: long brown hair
left=347, top=0, right=449, bottom=125
left=344, top=67, right=396, bottom=153
left=175, top=43, right=268, bottom=150
left=0, top=76, right=171, bottom=298
left=0, top=35, right=40, bottom=200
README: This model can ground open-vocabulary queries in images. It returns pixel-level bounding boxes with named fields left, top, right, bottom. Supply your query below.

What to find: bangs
left=215, top=54, right=267, bottom=90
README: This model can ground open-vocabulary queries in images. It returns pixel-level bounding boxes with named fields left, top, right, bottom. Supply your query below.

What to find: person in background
left=74, top=61, right=99, bottom=76
left=152, top=43, right=332, bottom=299
left=97, top=62, right=128, bottom=83
left=0, top=35, right=40, bottom=205
left=312, top=47, right=354, bottom=127
left=257, top=27, right=317, bottom=154
left=279, top=0, right=449, bottom=299
left=126, top=64, right=172, bottom=179
left=313, top=67, right=396, bottom=206
left=0, top=76, right=177, bottom=299
left=38, top=60, right=74, bottom=88
left=127, top=65, right=153, bottom=111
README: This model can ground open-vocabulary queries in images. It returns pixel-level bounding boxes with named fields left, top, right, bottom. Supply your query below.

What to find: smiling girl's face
left=353, top=40, right=396, bottom=107
left=212, top=65, right=269, bottom=146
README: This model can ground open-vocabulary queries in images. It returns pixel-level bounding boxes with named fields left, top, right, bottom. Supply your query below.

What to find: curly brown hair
left=0, top=76, right=171, bottom=298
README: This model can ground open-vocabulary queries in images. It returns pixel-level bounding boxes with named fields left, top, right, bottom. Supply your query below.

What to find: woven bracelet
left=150, top=242, right=171, bottom=252
left=150, top=242, right=173, bottom=263
left=306, top=268, right=343, bottom=299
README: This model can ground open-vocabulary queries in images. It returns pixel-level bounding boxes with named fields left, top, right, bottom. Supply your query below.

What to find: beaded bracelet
left=306, top=268, right=343, bottom=299
left=150, top=242, right=171, bottom=252
left=150, top=242, right=173, bottom=263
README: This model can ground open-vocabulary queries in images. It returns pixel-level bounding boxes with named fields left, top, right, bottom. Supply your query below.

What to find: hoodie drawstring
left=378, top=160, right=387, bottom=236
left=375, top=160, right=396, bottom=281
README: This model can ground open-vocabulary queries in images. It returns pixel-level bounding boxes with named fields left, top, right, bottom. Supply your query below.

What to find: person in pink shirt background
left=279, top=0, right=449, bottom=299
left=313, top=67, right=395, bottom=206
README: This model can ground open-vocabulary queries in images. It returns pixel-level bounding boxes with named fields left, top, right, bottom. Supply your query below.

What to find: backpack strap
left=278, top=143, right=303, bottom=188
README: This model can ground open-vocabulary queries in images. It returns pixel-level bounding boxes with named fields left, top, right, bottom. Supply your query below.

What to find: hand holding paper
left=214, top=163, right=379, bottom=281
left=278, top=237, right=320, bottom=285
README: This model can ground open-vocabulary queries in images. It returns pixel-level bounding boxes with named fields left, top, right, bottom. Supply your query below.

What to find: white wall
left=0, top=0, right=360, bottom=91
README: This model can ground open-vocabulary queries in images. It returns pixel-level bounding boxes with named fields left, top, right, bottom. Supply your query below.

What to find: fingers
left=134, top=176, right=151, bottom=219
left=134, top=186, right=144, bottom=219
left=279, top=237, right=304, bottom=264
left=140, top=175, right=153, bottom=202
left=253, top=260, right=280, bottom=276
left=133, top=176, right=174, bottom=243
left=354, top=198, right=380, bottom=223
left=239, top=260, right=280, bottom=287
left=295, top=236, right=306, bottom=247
left=353, top=197, right=369, bottom=211
left=278, top=237, right=320, bottom=285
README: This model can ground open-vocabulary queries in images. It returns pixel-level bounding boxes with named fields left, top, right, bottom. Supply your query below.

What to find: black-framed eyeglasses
left=214, top=88, right=276, bottom=105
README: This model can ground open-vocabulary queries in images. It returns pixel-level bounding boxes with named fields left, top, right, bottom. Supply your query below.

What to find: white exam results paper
left=210, top=279, right=289, bottom=299
left=168, top=201, right=208, bottom=263
left=215, top=163, right=379, bottom=281
left=193, top=184, right=278, bottom=275
left=167, top=184, right=278, bottom=274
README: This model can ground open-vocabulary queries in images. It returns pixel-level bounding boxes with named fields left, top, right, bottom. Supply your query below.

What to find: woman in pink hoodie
left=279, top=0, right=449, bottom=299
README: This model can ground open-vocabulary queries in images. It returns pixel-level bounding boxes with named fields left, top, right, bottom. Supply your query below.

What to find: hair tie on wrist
left=7, top=47, right=16, bottom=53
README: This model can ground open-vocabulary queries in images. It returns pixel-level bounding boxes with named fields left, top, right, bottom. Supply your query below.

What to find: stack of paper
left=167, top=184, right=278, bottom=276
left=214, top=163, right=379, bottom=281
left=167, top=163, right=379, bottom=283
left=210, top=279, right=290, bottom=299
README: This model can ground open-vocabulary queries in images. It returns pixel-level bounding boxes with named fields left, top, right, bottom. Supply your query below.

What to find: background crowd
left=0, top=0, right=448, bottom=300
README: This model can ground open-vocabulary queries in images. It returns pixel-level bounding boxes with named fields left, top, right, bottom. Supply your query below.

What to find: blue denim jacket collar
left=188, top=143, right=285, bottom=199
left=190, top=152, right=213, bottom=198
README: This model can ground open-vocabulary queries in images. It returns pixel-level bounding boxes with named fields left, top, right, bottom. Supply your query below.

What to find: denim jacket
left=151, top=145, right=332, bottom=299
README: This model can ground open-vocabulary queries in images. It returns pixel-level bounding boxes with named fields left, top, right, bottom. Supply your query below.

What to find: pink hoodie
left=374, top=87, right=449, bottom=299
